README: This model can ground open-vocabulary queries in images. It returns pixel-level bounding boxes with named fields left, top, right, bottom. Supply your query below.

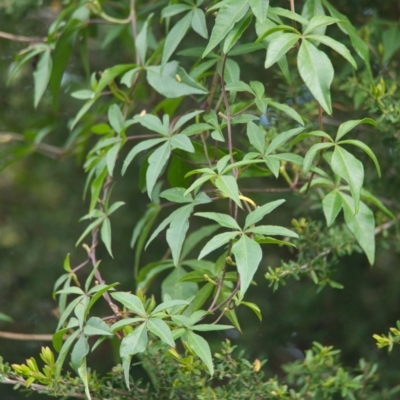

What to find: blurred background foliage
left=0, top=0, right=400, bottom=398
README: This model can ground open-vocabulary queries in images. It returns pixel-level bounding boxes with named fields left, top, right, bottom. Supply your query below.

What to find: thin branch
left=0, top=332, right=53, bottom=341
left=375, top=213, right=400, bottom=235
left=0, top=31, right=45, bottom=43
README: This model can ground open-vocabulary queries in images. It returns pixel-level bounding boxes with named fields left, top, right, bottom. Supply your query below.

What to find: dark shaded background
left=1, top=0, right=400, bottom=398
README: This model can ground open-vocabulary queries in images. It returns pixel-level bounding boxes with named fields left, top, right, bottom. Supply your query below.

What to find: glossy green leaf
left=198, top=231, right=239, bottom=259
left=249, top=0, right=269, bottom=23
left=187, top=330, right=214, bottom=375
left=33, top=49, right=52, bottom=108
left=203, top=0, right=250, bottom=57
left=195, top=212, right=241, bottom=230
left=232, top=235, right=262, bottom=294
left=244, top=199, right=286, bottom=228
left=215, top=175, right=242, bottom=208
left=162, top=12, right=193, bottom=69
left=147, top=318, right=175, bottom=347
left=335, top=118, right=377, bottom=141
left=246, top=225, right=299, bottom=238
left=322, top=190, right=342, bottom=226
left=191, top=8, right=208, bottom=39
left=111, top=292, right=147, bottom=317
left=146, top=142, right=171, bottom=199
left=331, top=146, right=364, bottom=212
left=340, top=193, right=375, bottom=265
left=265, top=33, right=300, bottom=68
left=298, top=39, right=334, bottom=114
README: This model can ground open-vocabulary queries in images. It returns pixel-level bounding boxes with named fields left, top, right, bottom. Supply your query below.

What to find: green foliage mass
left=0, top=0, right=400, bottom=399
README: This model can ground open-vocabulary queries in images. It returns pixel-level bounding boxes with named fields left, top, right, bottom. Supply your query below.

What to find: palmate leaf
left=303, top=15, right=340, bottom=35
left=136, top=13, right=153, bottom=65
left=203, top=0, right=250, bottom=57
left=195, top=212, right=241, bottom=230
left=223, top=11, right=253, bottom=54
left=297, top=39, right=334, bottom=114
left=198, top=231, right=239, bottom=259
left=33, top=49, right=52, bottom=108
left=147, top=318, right=175, bottom=347
left=191, top=8, right=208, bottom=39
left=301, top=0, right=326, bottom=35
left=231, top=235, right=262, bottom=294
left=244, top=199, right=286, bottom=228
left=215, top=175, right=242, bottom=208
left=247, top=121, right=266, bottom=153
left=335, top=118, right=377, bottom=141
left=265, top=33, right=300, bottom=68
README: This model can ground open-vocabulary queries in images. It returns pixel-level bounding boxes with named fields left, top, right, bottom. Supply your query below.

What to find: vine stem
left=0, top=31, right=45, bottom=43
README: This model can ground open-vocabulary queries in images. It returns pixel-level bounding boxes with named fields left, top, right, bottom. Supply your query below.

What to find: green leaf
left=249, top=0, right=269, bottom=23
left=360, top=188, right=394, bottom=219
left=338, top=139, right=381, bottom=177
left=340, top=193, right=375, bottom=265
left=246, top=225, right=299, bottom=238
left=181, top=224, right=221, bottom=260
left=133, top=113, right=169, bottom=135
left=174, top=110, right=204, bottom=132
left=120, top=323, right=148, bottom=388
left=111, top=292, right=147, bottom=317
left=192, top=324, right=234, bottom=331
left=33, top=49, right=52, bottom=108
left=84, top=317, right=114, bottom=336
left=267, top=100, right=304, bottom=126
left=71, top=334, right=89, bottom=371
left=147, top=318, right=175, bottom=347
left=152, top=300, right=190, bottom=314
left=146, top=142, right=171, bottom=199
left=161, top=4, right=192, bottom=18
left=331, top=146, right=364, bottom=213
left=162, top=12, right=193, bottom=69
left=187, top=330, right=214, bottom=375
left=0, top=312, right=13, bottom=322
left=223, top=12, right=253, bottom=54
left=232, top=235, right=262, bottom=294
left=101, top=218, right=113, bottom=257
left=297, top=39, right=334, bottom=114
left=225, top=80, right=254, bottom=93
left=136, top=13, right=153, bottom=65
left=192, top=8, right=208, bottom=39
left=265, top=33, right=300, bottom=68
left=264, top=156, right=280, bottom=177
left=244, top=199, right=286, bottom=228
left=108, top=104, right=124, bottom=134
left=198, top=232, right=239, bottom=259
left=166, top=207, right=192, bottom=266
left=270, top=7, right=309, bottom=25
left=303, top=142, right=334, bottom=173
left=106, top=143, right=120, bottom=177
left=147, top=62, right=208, bottom=98
left=203, top=0, right=250, bottom=57
left=55, top=329, right=80, bottom=380
left=322, top=190, right=342, bottom=226
left=301, top=0, right=325, bottom=35
left=96, top=64, right=136, bottom=94
left=382, top=27, right=400, bottom=63
left=247, top=121, right=266, bottom=153
left=303, top=16, right=340, bottom=35
left=265, top=127, right=304, bottom=155
left=160, top=187, right=193, bottom=203
left=171, top=134, right=195, bottom=152
left=70, top=99, right=96, bottom=130
left=305, top=34, right=357, bottom=68
left=241, top=301, right=262, bottom=321
left=336, top=118, right=377, bottom=141
left=122, top=138, right=166, bottom=176
left=90, top=167, right=107, bottom=213
left=161, top=267, right=198, bottom=300
left=195, top=212, right=240, bottom=230
left=215, top=175, right=242, bottom=208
